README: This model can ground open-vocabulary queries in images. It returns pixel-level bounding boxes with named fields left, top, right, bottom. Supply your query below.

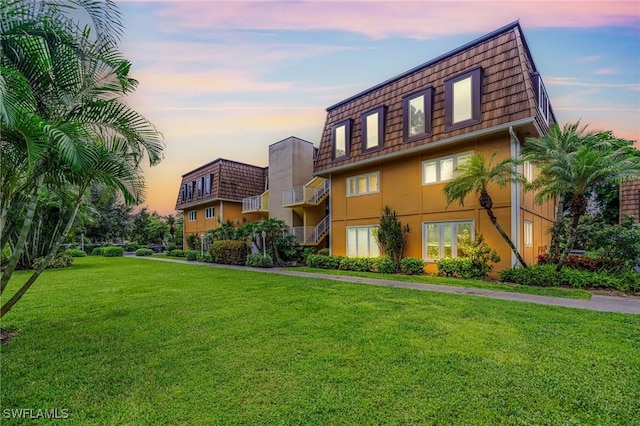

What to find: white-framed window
left=205, top=206, right=215, bottom=219
left=523, top=161, right=535, bottom=182
left=533, top=73, right=550, bottom=124
left=422, top=152, right=472, bottom=185
left=423, top=221, right=474, bottom=261
left=524, top=220, right=533, bottom=247
left=346, top=226, right=380, bottom=257
left=346, top=171, right=380, bottom=197
left=188, top=210, right=197, bottom=222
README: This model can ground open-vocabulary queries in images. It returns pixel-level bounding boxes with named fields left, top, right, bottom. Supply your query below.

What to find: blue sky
left=115, top=1, right=640, bottom=215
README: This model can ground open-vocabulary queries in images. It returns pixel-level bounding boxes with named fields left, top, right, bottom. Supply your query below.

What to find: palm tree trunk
left=0, top=176, right=43, bottom=295
left=550, top=195, right=564, bottom=257
left=484, top=207, right=528, bottom=268
left=1, top=198, right=81, bottom=318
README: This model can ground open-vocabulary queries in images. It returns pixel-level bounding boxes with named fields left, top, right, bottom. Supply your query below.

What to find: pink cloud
left=595, top=67, right=619, bottom=75
left=155, top=1, right=640, bottom=40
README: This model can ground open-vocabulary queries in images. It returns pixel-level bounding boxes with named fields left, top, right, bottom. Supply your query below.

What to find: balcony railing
left=242, top=194, right=264, bottom=212
left=289, top=215, right=330, bottom=245
left=282, top=179, right=329, bottom=206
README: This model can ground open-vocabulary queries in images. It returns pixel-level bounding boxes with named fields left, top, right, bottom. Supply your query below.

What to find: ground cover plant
left=1, top=257, right=638, bottom=424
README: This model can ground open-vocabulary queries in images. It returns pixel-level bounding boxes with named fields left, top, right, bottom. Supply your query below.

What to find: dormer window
left=332, top=119, right=352, bottom=160
left=532, top=73, right=550, bottom=124
left=445, top=67, right=483, bottom=131
left=402, top=87, right=433, bottom=143
left=361, top=106, right=385, bottom=152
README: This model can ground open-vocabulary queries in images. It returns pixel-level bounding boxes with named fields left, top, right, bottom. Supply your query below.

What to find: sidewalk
left=137, top=256, right=640, bottom=314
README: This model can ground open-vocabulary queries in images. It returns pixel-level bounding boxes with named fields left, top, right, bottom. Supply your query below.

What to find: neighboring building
left=620, top=180, right=640, bottom=222
left=176, top=137, right=328, bottom=248
left=175, top=158, right=268, bottom=239
left=313, top=21, right=556, bottom=272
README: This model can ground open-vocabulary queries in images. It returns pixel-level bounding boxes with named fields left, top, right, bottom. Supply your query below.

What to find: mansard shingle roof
left=314, top=21, right=555, bottom=175
left=175, top=158, right=268, bottom=210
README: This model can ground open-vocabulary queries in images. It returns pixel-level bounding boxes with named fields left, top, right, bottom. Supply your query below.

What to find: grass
left=1, top=256, right=639, bottom=425
left=291, top=266, right=592, bottom=300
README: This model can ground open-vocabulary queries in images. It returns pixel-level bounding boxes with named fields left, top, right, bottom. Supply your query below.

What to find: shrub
left=168, top=249, right=186, bottom=257
left=500, top=265, right=640, bottom=293
left=400, top=257, right=424, bottom=275
left=32, top=253, right=73, bottom=270
left=456, top=231, right=500, bottom=278
left=64, top=248, right=86, bottom=258
left=91, top=247, right=105, bottom=256
left=538, top=254, right=604, bottom=272
left=437, top=258, right=476, bottom=279
left=1, top=243, right=10, bottom=266
left=373, top=206, right=410, bottom=271
left=306, top=254, right=343, bottom=269
left=339, top=257, right=374, bottom=272
left=125, top=242, right=140, bottom=252
left=185, top=250, right=199, bottom=261
left=372, top=256, right=396, bottom=274
left=197, top=253, right=213, bottom=263
left=317, top=248, right=330, bottom=256
left=210, top=240, right=248, bottom=265
left=135, top=248, right=154, bottom=256
left=102, top=246, right=124, bottom=257
left=246, top=254, right=274, bottom=268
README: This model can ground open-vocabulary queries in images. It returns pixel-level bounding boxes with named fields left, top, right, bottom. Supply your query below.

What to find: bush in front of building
left=185, top=250, right=200, bottom=261
left=306, top=254, right=344, bottom=269
left=400, top=257, right=425, bottom=275
left=339, top=257, right=374, bottom=272
left=167, top=249, right=186, bottom=257
left=372, top=256, right=396, bottom=274
left=246, top=254, right=274, bottom=268
left=209, top=240, right=247, bottom=265
left=32, top=253, right=74, bottom=270
left=197, top=253, right=213, bottom=263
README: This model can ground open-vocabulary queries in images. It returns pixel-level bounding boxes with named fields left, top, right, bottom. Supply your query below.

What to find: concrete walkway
left=136, top=256, right=640, bottom=314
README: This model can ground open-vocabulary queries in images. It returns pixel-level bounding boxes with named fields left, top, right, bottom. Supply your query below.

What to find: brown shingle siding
left=175, top=159, right=267, bottom=210
left=620, top=180, right=640, bottom=221
left=315, top=23, right=547, bottom=174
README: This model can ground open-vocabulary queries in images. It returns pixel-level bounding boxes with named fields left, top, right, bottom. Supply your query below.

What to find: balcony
left=289, top=215, right=330, bottom=246
left=282, top=178, right=329, bottom=207
left=241, top=191, right=269, bottom=214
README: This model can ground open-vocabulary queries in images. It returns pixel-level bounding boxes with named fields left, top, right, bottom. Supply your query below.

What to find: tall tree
left=443, top=151, right=527, bottom=267
left=0, top=0, right=164, bottom=317
left=523, top=125, right=639, bottom=271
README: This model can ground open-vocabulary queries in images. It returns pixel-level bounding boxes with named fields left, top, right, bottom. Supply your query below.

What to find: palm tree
left=443, top=151, right=527, bottom=267
left=165, top=214, right=177, bottom=241
left=0, top=0, right=164, bottom=316
left=524, top=126, right=639, bottom=271
left=521, top=122, right=592, bottom=256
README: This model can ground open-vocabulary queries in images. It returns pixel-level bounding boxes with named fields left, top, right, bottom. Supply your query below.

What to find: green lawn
left=1, top=257, right=639, bottom=425
left=290, top=267, right=593, bottom=299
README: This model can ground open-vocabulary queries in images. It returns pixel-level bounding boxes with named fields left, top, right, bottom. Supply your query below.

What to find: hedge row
left=210, top=240, right=247, bottom=265
left=91, top=247, right=124, bottom=257
left=32, top=253, right=73, bottom=270
left=500, top=265, right=639, bottom=293
left=306, top=254, right=424, bottom=275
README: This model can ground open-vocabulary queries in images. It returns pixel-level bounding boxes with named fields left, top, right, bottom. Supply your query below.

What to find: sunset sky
left=115, top=0, right=640, bottom=215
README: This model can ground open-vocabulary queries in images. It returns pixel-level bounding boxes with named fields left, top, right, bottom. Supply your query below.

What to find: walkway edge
left=131, top=256, right=640, bottom=314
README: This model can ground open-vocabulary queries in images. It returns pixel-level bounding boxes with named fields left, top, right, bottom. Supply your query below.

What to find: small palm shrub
left=33, top=253, right=73, bottom=269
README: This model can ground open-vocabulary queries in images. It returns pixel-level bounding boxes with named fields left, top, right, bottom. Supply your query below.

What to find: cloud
left=153, top=1, right=640, bottom=40
left=595, top=67, right=619, bottom=75
left=545, top=77, right=640, bottom=90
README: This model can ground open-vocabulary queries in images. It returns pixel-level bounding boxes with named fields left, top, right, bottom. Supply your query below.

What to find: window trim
left=523, top=161, right=534, bottom=182
left=444, top=67, right=483, bottom=131
left=332, top=119, right=352, bottom=161
left=204, top=174, right=211, bottom=197
left=532, top=72, right=550, bottom=125
left=205, top=206, right=215, bottom=219
left=346, top=225, right=380, bottom=258
left=361, top=106, right=386, bottom=153
left=524, top=220, right=533, bottom=248
left=402, top=87, right=433, bottom=143
left=422, top=151, right=473, bottom=185
left=346, top=171, right=380, bottom=197
left=188, top=210, right=197, bottom=222
left=422, top=220, right=475, bottom=262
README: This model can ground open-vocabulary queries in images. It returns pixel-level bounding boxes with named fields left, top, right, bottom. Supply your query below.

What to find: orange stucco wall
left=329, top=134, right=555, bottom=273
left=182, top=201, right=262, bottom=240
